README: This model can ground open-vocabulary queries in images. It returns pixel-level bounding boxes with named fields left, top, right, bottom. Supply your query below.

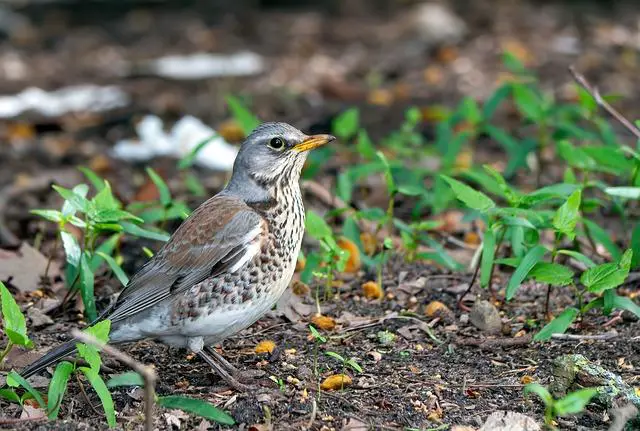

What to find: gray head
left=225, top=122, right=335, bottom=197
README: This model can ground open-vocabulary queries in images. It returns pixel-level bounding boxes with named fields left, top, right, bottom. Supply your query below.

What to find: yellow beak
left=293, top=134, right=336, bottom=152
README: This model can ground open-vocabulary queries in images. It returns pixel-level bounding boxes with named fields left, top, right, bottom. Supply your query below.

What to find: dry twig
left=550, top=331, right=618, bottom=341
left=71, top=330, right=157, bottom=431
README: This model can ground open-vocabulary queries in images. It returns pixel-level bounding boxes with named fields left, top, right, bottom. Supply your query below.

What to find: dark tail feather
left=20, top=340, right=77, bottom=379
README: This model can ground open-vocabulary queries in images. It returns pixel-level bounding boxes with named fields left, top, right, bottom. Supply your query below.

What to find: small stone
left=459, top=313, right=469, bottom=324
left=479, top=411, right=540, bottom=431
left=470, top=300, right=502, bottom=334
left=412, top=3, right=467, bottom=46
left=27, top=307, right=53, bottom=328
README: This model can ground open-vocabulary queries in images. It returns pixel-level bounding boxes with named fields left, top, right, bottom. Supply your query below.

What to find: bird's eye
left=268, top=137, right=285, bottom=150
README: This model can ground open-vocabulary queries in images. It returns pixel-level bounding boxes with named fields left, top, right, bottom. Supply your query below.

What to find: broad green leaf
left=6, top=371, right=45, bottom=408
left=332, top=108, right=359, bottom=140
left=47, top=361, right=74, bottom=419
left=523, top=383, right=553, bottom=406
left=79, top=254, right=97, bottom=321
left=30, top=209, right=63, bottom=223
left=305, top=211, right=332, bottom=240
left=96, top=252, right=129, bottom=287
left=632, top=223, right=640, bottom=269
left=483, top=84, right=510, bottom=120
left=157, top=396, right=235, bottom=425
left=60, top=231, right=81, bottom=268
left=94, top=209, right=142, bottom=224
left=78, top=167, right=106, bottom=192
left=441, top=175, right=495, bottom=212
left=583, top=146, right=633, bottom=174
left=506, top=245, right=547, bottom=300
left=556, top=250, right=596, bottom=268
left=502, top=51, right=526, bottom=74
left=356, top=129, right=376, bottom=159
left=528, top=263, right=574, bottom=286
left=336, top=172, right=353, bottom=203
left=225, top=95, right=260, bottom=135
left=582, top=219, right=622, bottom=260
left=556, top=141, right=596, bottom=171
left=92, top=182, right=119, bottom=211
left=80, top=368, right=116, bottom=428
left=77, top=320, right=111, bottom=373
left=145, top=167, right=172, bottom=208
left=604, top=187, right=640, bottom=200
left=346, top=358, right=363, bottom=373
left=512, top=83, right=543, bottom=121
left=376, top=151, right=395, bottom=194
left=54, top=184, right=90, bottom=214
left=554, top=388, right=598, bottom=416
left=483, top=165, right=522, bottom=205
left=397, top=184, right=424, bottom=196
left=0, top=388, right=20, bottom=403
left=552, top=190, right=581, bottom=239
left=480, top=227, right=496, bottom=288
left=534, top=307, right=579, bottom=341
left=120, top=222, right=170, bottom=242
left=580, top=249, right=632, bottom=294
left=608, top=295, right=640, bottom=318
left=603, top=289, right=615, bottom=315
left=0, top=282, right=32, bottom=347
left=107, top=371, right=144, bottom=388
left=442, top=131, right=472, bottom=169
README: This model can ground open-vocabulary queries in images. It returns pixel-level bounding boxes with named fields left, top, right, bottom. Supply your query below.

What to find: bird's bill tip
left=293, top=134, right=336, bottom=152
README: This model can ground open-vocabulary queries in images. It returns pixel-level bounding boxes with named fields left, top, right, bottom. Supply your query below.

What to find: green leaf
left=157, top=396, right=235, bottom=425
left=94, top=209, right=143, bottom=224
left=512, top=84, right=543, bottom=121
left=305, top=211, right=332, bottom=240
left=554, top=388, right=598, bottom=416
left=77, top=320, right=111, bottom=373
left=534, top=307, right=579, bottom=341
left=552, top=190, right=581, bottom=239
left=608, top=295, right=640, bottom=318
left=506, top=245, right=547, bottom=300
left=145, top=167, right=172, bottom=208
left=376, top=151, right=395, bottom=194
left=582, top=219, right=622, bottom=260
left=325, top=351, right=345, bottom=362
left=604, top=187, right=640, bottom=200
left=556, top=140, right=596, bottom=171
left=30, top=209, right=63, bottom=223
left=80, top=368, right=116, bottom=428
left=92, top=182, right=119, bottom=211
left=7, top=371, right=45, bottom=408
left=396, top=184, right=424, bottom=196
left=356, top=129, right=376, bottom=159
left=225, top=95, right=260, bottom=135
left=480, top=227, right=496, bottom=289
left=78, top=167, right=106, bottom=192
left=0, top=281, right=32, bottom=348
left=89, top=234, right=122, bottom=272
left=96, top=252, right=129, bottom=287
left=556, top=250, right=596, bottom=268
left=120, top=222, right=170, bottom=242
left=336, top=172, right=353, bottom=203
left=107, top=371, right=144, bottom=388
left=483, top=84, right=510, bottom=120
left=308, top=325, right=326, bottom=343
left=54, top=184, right=90, bottom=214
left=502, top=51, right=526, bottom=74
left=79, top=254, right=97, bottom=322
left=632, top=223, right=640, bottom=269
left=528, top=263, right=574, bottom=286
left=441, top=175, right=495, bottom=212
left=523, top=383, right=553, bottom=407
left=332, top=108, right=359, bottom=140
left=346, top=358, right=363, bottom=373
left=178, top=136, right=217, bottom=170
left=184, top=173, right=206, bottom=197
left=580, top=249, right=632, bottom=294
left=0, top=388, right=20, bottom=403
left=47, top=361, right=74, bottom=419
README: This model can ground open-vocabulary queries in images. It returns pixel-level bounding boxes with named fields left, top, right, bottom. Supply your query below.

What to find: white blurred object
left=141, top=51, right=265, bottom=80
left=112, top=115, right=238, bottom=171
left=0, top=85, right=129, bottom=118
left=412, top=2, right=467, bottom=45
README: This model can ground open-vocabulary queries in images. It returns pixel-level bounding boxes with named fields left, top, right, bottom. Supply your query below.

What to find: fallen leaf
left=311, top=314, right=336, bottom=331
left=424, top=300, right=453, bottom=322
left=464, top=231, right=481, bottom=246
left=321, top=374, right=352, bottom=390
left=291, top=280, right=310, bottom=296
left=295, top=255, right=306, bottom=272
left=276, top=289, right=313, bottom=322
left=359, top=232, right=377, bottom=256
left=255, top=340, right=276, bottom=354
left=520, top=375, right=535, bottom=384
left=337, top=237, right=361, bottom=273
left=20, top=404, right=45, bottom=420
left=368, top=88, right=393, bottom=106
left=217, top=119, right=246, bottom=142
left=88, top=154, right=111, bottom=174
left=0, top=243, right=50, bottom=292
left=362, top=281, right=383, bottom=300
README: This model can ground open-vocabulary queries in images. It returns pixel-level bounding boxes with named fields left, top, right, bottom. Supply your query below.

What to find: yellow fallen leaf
left=337, top=237, right=361, bottom=273
left=520, top=375, right=535, bottom=385
left=320, top=374, right=352, bottom=390
left=217, top=119, right=246, bottom=142
left=311, top=314, right=336, bottom=331
left=295, top=255, right=306, bottom=272
left=424, top=300, right=450, bottom=318
left=255, top=340, right=276, bottom=354
left=291, top=280, right=310, bottom=296
left=360, top=232, right=377, bottom=256
left=368, top=88, right=393, bottom=106
left=362, top=281, right=383, bottom=300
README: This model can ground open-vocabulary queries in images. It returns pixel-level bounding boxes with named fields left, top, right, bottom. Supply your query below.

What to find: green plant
left=32, top=171, right=170, bottom=320
left=325, top=351, right=362, bottom=390
left=0, top=281, right=33, bottom=364
left=524, top=383, right=598, bottom=429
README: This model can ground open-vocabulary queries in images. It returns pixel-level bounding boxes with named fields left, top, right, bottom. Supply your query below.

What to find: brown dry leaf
left=514, top=329, right=527, bottom=338
left=337, top=237, right=361, bottom=273
left=217, top=119, right=246, bottom=142
left=464, top=231, right=481, bottom=246
left=320, top=374, right=352, bottom=391
left=295, top=255, right=306, bottom=272
left=362, top=281, right=383, bottom=300
left=520, top=375, right=535, bottom=385
left=424, top=301, right=452, bottom=320
left=255, top=340, right=276, bottom=354
left=434, top=210, right=469, bottom=234
left=311, top=314, right=336, bottom=331
left=423, top=66, right=444, bottom=86
left=291, top=280, right=310, bottom=296
left=368, top=88, right=393, bottom=106
left=0, top=242, right=50, bottom=292
left=88, top=154, right=111, bottom=174
left=20, top=403, right=45, bottom=420
left=276, top=289, right=314, bottom=322
left=7, top=122, right=35, bottom=142
left=454, top=149, right=473, bottom=170
left=359, top=232, right=377, bottom=256
left=134, top=177, right=160, bottom=202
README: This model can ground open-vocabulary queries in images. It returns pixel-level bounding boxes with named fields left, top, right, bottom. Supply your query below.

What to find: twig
left=569, top=66, right=640, bottom=140
left=455, top=335, right=533, bottom=349
left=76, top=372, right=101, bottom=416
left=0, top=416, right=47, bottom=425
left=71, top=330, right=157, bottom=431
left=550, top=331, right=618, bottom=341
left=305, top=398, right=317, bottom=430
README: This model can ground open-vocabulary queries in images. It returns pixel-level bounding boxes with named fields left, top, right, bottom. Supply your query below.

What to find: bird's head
left=229, top=122, right=335, bottom=188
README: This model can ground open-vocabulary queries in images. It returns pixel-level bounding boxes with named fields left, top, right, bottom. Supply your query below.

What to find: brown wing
left=107, top=194, right=265, bottom=322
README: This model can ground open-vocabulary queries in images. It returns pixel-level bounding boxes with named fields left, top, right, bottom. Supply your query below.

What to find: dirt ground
left=0, top=0, right=639, bottom=430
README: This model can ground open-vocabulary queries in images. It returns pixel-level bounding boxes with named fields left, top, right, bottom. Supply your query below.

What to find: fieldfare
left=20, top=122, right=335, bottom=390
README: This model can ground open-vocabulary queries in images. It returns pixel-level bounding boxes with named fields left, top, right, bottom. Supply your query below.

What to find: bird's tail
left=19, top=340, right=77, bottom=379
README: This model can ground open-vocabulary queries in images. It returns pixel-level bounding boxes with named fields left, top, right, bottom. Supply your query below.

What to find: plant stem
left=0, top=341, right=14, bottom=364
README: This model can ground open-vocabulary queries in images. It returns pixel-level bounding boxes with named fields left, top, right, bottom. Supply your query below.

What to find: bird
left=20, top=122, right=335, bottom=390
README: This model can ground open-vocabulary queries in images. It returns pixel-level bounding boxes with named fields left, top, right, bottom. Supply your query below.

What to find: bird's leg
left=204, top=346, right=265, bottom=381
left=197, top=350, right=250, bottom=392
